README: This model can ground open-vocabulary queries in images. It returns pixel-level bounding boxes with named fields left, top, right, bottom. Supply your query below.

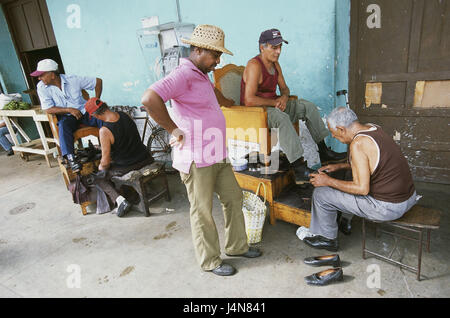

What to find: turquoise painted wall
left=181, top=0, right=337, bottom=114
left=183, top=0, right=350, bottom=154
left=45, top=0, right=349, bottom=107
left=46, top=0, right=177, bottom=106
left=0, top=7, right=30, bottom=102
left=329, top=0, right=351, bottom=153
left=44, top=0, right=350, bottom=150
left=335, top=0, right=351, bottom=106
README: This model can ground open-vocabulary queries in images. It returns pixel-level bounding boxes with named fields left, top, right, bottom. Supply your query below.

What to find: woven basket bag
left=242, top=182, right=267, bottom=244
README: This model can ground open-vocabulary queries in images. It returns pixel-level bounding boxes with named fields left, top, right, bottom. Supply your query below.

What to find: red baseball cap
left=85, top=97, right=104, bottom=118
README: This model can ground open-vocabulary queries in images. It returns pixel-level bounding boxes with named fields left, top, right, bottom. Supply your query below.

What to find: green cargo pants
left=266, top=98, right=330, bottom=163
left=180, top=161, right=249, bottom=271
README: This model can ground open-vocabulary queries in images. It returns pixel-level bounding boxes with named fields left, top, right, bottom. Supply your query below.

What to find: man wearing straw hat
left=141, top=25, right=261, bottom=276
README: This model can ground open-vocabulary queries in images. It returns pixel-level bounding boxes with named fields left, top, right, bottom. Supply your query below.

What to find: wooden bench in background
left=111, top=162, right=171, bottom=217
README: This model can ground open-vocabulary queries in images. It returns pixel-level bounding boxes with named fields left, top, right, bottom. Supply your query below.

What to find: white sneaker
left=296, top=226, right=317, bottom=241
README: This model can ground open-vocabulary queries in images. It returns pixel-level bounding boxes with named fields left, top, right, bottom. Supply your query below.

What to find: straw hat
left=181, top=24, right=233, bottom=56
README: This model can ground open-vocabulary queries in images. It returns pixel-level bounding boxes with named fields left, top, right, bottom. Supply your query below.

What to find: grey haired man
left=304, top=107, right=418, bottom=251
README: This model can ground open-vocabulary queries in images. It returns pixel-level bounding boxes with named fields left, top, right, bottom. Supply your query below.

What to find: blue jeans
left=0, top=126, right=14, bottom=151
left=57, top=113, right=103, bottom=156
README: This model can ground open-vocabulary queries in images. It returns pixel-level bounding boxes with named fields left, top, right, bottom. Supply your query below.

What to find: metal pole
left=362, top=218, right=366, bottom=259
left=175, top=0, right=182, bottom=22
left=417, top=230, right=423, bottom=281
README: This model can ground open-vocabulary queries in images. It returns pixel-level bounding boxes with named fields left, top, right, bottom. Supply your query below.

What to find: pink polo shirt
left=150, top=58, right=227, bottom=174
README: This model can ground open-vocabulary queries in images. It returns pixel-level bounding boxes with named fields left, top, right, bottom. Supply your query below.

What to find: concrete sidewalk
left=0, top=151, right=449, bottom=298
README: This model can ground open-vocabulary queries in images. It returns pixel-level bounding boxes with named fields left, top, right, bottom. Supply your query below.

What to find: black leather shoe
left=6, top=149, right=14, bottom=156
left=226, top=247, right=262, bottom=258
left=304, top=254, right=341, bottom=267
left=291, top=158, right=317, bottom=183
left=338, top=217, right=352, bottom=235
left=67, top=154, right=82, bottom=172
left=117, top=199, right=132, bottom=217
left=318, top=140, right=347, bottom=164
left=211, top=263, right=236, bottom=276
left=303, top=235, right=339, bottom=252
left=305, top=267, right=343, bottom=286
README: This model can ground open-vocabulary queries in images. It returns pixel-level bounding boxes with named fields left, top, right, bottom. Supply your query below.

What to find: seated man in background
left=241, top=29, right=346, bottom=182
left=305, top=107, right=418, bottom=251
left=31, top=59, right=104, bottom=172
left=85, top=98, right=154, bottom=217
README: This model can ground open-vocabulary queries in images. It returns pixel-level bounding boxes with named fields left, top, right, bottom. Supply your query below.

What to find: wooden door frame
left=1, top=0, right=63, bottom=104
left=349, top=0, right=450, bottom=184
left=350, top=0, right=450, bottom=117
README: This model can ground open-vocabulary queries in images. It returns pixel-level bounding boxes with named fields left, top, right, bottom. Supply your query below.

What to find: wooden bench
left=111, top=162, right=171, bottom=217
left=362, top=205, right=441, bottom=281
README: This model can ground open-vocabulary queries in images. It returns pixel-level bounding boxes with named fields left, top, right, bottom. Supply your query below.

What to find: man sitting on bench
left=305, top=107, right=418, bottom=251
left=85, top=98, right=154, bottom=217
left=241, top=29, right=347, bottom=182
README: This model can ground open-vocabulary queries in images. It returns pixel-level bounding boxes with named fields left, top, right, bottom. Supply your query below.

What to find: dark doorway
left=349, top=0, right=450, bottom=184
left=21, top=46, right=65, bottom=105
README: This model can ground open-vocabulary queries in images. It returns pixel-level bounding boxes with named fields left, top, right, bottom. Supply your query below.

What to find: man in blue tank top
left=85, top=98, right=153, bottom=217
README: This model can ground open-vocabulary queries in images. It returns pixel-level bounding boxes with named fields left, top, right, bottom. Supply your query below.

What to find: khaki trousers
left=180, top=161, right=249, bottom=271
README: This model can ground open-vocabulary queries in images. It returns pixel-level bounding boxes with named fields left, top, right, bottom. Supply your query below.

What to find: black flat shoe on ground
left=305, top=267, right=343, bottom=286
left=303, top=235, right=339, bottom=252
left=304, top=254, right=341, bottom=267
